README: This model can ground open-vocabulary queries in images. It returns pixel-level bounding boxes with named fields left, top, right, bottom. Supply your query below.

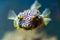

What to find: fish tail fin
left=30, top=0, right=41, bottom=10
left=8, top=10, right=17, bottom=20
left=44, top=18, right=51, bottom=25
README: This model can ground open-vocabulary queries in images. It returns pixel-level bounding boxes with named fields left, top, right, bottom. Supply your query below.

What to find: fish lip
left=21, top=25, right=36, bottom=30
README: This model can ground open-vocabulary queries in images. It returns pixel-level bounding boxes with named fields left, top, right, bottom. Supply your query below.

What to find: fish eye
left=31, top=16, right=39, bottom=20
left=36, top=16, right=38, bottom=18
left=18, top=17, right=20, bottom=19
left=18, top=16, right=23, bottom=21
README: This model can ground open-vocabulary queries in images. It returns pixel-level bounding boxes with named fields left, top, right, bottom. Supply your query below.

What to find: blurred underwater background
left=0, top=0, right=60, bottom=40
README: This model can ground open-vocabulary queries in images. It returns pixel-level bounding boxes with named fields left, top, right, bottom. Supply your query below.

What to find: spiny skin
left=8, top=0, right=51, bottom=30
left=14, top=9, right=44, bottom=30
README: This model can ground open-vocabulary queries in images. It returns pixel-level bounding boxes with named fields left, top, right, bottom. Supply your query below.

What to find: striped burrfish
left=8, top=0, right=51, bottom=30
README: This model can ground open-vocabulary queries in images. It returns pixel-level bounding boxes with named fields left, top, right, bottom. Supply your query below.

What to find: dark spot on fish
left=31, top=16, right=43, bottom=28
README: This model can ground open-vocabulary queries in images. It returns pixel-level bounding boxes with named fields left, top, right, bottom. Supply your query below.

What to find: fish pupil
left=18, top=17, right=23, bottom=21
left=18, top=17, right=20, bottom=19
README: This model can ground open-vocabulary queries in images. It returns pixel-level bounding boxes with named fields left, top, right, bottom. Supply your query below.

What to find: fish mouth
left=21, top=24, right=38, bottom=30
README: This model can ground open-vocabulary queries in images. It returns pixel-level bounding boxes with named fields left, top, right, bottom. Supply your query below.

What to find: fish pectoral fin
left=8, top=10, right=17, bottom=20
left=30, top=0, right=41, bottom=10
left=42, top=8, right=51, bottom=17
left=44, top=18, right=51, bottom=25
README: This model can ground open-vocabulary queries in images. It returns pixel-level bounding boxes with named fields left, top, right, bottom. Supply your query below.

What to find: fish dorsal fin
left=41, top=8, right=51, bottom=18
left=30, top=0, right=41, bottom=10
left=8, top=10, right=17, bottom=20
left=44, top=18, right=51, bottom=25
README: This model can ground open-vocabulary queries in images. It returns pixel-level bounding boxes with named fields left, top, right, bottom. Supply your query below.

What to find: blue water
left=0, top=0, right=60, bottom=40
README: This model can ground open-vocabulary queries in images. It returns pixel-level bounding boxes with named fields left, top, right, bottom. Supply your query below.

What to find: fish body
left=8, top=0, right=51, bottom=30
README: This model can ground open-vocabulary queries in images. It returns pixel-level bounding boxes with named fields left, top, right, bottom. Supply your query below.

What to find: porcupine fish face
left=16, top=9, right=44, bottom=30
left=8, top=0, right=51, bottom=30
